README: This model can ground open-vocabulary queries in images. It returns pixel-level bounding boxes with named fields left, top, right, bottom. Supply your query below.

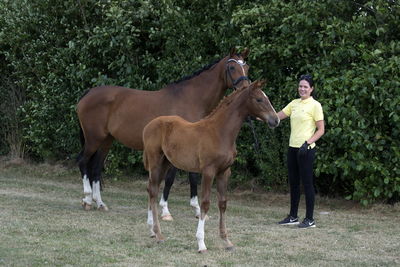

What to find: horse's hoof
left=156, top=238, right=166, bottom=244
left=161, top=214, right=173, bottom=221
left=198, top=249, right=208, bottom=254
left=196, top=214, right=210, bottom=220
left=81, top=202, right=92, bottom=211
left=97, top=205, right=109, bottom=211
left=225, top=246, right=235, bottom=251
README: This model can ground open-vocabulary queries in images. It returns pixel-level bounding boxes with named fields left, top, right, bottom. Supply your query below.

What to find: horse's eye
left=256, top=98, right=262, bottom=103
left=229, top=66, right=235, bottom=71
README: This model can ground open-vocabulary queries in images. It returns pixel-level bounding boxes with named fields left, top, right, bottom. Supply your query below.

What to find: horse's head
left=246, top=80, right=280, bottom=128
left=226, top=47, right=251, bottom=90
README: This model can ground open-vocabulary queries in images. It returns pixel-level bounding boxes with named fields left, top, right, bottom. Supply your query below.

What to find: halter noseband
left=226, top=58, right=250, bottom=90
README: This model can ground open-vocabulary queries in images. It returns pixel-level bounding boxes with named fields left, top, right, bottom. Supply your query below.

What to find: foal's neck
left=209, top=89, right=250, bottom=145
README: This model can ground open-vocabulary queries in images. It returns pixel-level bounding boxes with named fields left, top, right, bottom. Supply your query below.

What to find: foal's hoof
left=97, top=205, right=109, bottom=211
left=161, top=214, right=173, bottom=221
left=196, top=214, right=210, bottom=220
left=198, top=249, right=208, bottom=254
left=81, top=202, right=92, bottom=211
left=157, top=239, right=166, bottom=244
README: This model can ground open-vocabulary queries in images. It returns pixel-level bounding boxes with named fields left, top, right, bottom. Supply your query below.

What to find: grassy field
left=0, top=160, right=399, bottom=266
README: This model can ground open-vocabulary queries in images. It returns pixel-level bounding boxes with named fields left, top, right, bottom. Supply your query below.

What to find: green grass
left=0, top=161, right=399, bottom=266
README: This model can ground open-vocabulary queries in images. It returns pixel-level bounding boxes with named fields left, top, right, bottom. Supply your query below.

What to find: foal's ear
left=241, top=48, right=250, bottom=59
left=253, top=80, right=266, bottom=89
left=230, top=47, right=237, bottom=57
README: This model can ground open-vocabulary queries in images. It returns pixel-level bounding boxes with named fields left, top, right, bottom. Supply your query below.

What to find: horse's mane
left=201, top=87, right=248, bottom=120
left=168, top=58, right=222, bottom=85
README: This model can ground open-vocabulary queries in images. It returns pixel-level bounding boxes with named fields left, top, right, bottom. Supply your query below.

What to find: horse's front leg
left=196, top=169, right=215, bottom=253
left=216, top=168, right=234, bottom=250
left=189, top=172, right=201, bottom=218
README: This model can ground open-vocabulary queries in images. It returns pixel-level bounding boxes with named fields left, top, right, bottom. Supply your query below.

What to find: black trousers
left=287, top=146, right=316, bottom=220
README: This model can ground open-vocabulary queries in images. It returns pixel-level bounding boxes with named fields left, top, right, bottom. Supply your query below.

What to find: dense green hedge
left=1, top=0, right=399, bottom=204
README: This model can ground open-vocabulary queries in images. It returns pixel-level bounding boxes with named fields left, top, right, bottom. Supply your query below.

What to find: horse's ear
left=241, top=48, right=250, bottom=59
left=230, top=47, right=237, bottom=57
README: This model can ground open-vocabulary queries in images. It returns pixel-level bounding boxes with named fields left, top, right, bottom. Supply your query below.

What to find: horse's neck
left=186, top=59, right=227, bottom=105
left=209, top=91, right=249, bottom=146
left=166, top=57, right=228, bottom=115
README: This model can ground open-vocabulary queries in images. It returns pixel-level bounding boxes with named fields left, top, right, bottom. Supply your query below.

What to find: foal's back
left=143, top=115, right=216, bottom=173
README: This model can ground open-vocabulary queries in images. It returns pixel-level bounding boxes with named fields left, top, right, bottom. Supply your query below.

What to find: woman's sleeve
left=282, top=102, right=292, bottom=116
left=314, top=102, right=324, bottom=121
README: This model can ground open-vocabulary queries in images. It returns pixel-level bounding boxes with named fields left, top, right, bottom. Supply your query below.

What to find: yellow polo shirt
left=282, top=97, right=324, bottom=148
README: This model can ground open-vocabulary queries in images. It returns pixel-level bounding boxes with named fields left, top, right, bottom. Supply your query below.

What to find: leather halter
left=226, top=58, right=250, bottom=90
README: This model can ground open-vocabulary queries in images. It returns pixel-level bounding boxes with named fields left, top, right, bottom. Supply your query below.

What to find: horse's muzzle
left=268, top=117, right=280, bottom=128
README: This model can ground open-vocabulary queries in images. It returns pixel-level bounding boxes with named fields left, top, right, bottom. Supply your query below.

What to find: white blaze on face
left=261, top=90, right=277, bottom=114
left=237, top=59, right=245, bottom=76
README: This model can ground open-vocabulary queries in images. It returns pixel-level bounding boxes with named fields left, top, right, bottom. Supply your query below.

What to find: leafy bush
left=1, top=0, right=399, bottom=204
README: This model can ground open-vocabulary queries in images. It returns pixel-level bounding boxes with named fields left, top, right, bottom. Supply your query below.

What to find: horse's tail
left=76, top=124, right=85, bottom=163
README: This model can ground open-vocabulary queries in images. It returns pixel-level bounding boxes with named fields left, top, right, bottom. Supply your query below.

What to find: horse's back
left=77, top=86, right=168, bottom=149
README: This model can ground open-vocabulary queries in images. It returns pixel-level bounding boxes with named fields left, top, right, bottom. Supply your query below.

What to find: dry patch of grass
left=0, top=161, right=399, bottom=266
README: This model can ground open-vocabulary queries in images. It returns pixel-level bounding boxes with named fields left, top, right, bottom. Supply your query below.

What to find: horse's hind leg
left=159, top=167, right=177, bottom=221
left=147, top=157, right=171, bottom=243
left=91, top=135, right=113, bottom=211
left=189, top=172, right=201, bottom=218
left=78, top=151, right=94, bottom=210
left=90, top=151, right=108, bottom=211
left=216, top=168, right=234, bottom=251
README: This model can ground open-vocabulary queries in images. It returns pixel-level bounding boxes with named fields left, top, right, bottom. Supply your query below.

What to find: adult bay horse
left=143, top=80, right=280, bottom=252
left=77, top=48, right=250, bottom=213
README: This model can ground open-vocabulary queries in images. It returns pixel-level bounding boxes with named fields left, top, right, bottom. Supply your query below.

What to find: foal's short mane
left=169, top=58, right=222, bottom=86
left=201, top=87, right=247, bottom=120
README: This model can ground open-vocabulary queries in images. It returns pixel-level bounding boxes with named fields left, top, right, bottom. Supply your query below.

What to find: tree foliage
left=0, top=0, right=399, bottom=204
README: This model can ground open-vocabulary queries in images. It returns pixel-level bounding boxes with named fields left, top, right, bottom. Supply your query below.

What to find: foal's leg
left=189, top=172, right=201, bottom=218
left=148, top=158, right=171, bottom=242
left=159, top=167, right=177, bottom=221
left=216, top=168, right=234, bottom=250
left=196, top=168, right=215, bottom=253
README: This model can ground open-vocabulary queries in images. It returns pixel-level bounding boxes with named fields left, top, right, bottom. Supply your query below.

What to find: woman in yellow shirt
left=277, top=74, right=325, bottom=228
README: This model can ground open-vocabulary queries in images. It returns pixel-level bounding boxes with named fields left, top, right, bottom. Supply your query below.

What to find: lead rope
left=226, top=58, right=261, bottom=155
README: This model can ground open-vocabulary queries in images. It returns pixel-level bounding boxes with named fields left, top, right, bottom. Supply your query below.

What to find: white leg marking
left=83, top=175, right=92, bottom=194
left=82, top=175, right=93, bottom=205
left=92, top=181, right=105, bottom=208
left=159, top=196, right=171, bottom=217
left=190, top=196, right=201, bottom=218
left=196, top=218, right=207, bottom=251
left=147, top=209, right=156, bottom=237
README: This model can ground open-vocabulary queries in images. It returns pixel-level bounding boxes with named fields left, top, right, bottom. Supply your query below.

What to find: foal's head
left=225, top=47, right=251, bottom=90
left=246, top=80, right=280, bottom=128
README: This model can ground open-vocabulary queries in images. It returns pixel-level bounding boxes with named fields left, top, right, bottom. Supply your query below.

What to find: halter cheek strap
left=226, top=58, right=250, bottom=89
